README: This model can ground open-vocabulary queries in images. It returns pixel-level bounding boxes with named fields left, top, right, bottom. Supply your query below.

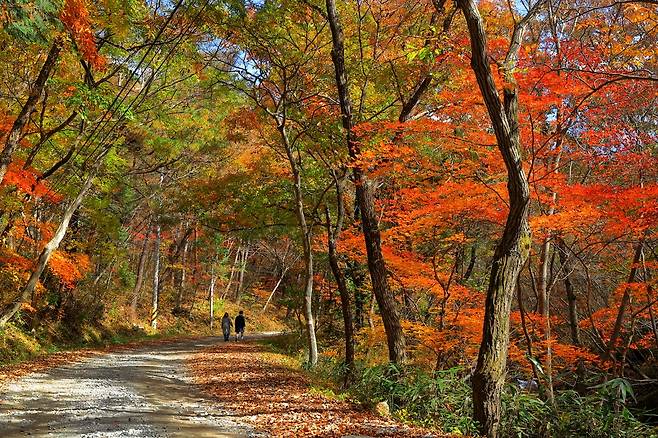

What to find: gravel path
left=0, top=337, right=266, bottom=437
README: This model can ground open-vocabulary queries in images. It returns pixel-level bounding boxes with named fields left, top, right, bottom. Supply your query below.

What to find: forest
left=0, top=0, right=657, bottom=437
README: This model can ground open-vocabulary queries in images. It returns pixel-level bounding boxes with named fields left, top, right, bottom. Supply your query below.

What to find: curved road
left=0, top=337, right=265, bottom=437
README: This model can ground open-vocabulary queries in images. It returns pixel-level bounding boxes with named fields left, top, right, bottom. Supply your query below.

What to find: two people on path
left=221, top=310, right=246, bottom=342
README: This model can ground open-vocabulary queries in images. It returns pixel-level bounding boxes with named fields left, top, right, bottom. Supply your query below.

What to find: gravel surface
left=0, top=337, right=266, bottom=437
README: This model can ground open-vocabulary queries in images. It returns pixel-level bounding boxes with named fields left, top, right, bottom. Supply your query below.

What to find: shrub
left=348, top=363, right=479, bottom=435
left=500, top=380, right=658, bottom=438
left=313, top=357, right=657, bottom=438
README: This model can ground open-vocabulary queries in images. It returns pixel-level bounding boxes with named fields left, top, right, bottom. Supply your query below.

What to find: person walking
left=221, top=312, right=232, bottom=342
left=234, top=310, right=246, bottom=341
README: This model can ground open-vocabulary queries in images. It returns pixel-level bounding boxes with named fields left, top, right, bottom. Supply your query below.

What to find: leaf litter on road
left=188, top=339, right=442, bottom=438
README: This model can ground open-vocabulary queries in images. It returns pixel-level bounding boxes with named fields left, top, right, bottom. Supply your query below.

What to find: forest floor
left=189, top=335, right=438, bottom=437
left=0, top=334, right=440, bottom=437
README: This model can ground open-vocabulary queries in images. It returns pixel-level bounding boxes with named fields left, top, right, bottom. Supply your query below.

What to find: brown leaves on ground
left=188, top=339, right=439, bottom=437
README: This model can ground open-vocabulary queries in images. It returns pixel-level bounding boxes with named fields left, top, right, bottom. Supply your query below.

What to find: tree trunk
left=537, top=238, right=551, bottom=315
left=537, top=151, right=561, bottom=405
left=557, top=238, right=581, bottom=345
left=324, top=173, right=355, bottom=385
left=325, top=0, right=406, bottom=363
left=175, top=237, right=189, bottom=311
left=222, top=246, right=240, bottom=300
left=0, top=39, right=63, bottom=184
left=151, top=223, right=161, bottom=330
left=302, top=243, right=318, bottom=365
left=607, top=240, right=644, bottom=353
left=351, top=263, right=365, bottom=329
left=517, top=277, right=542, bottom=386
left=368, top=292, right=376, bottom=330
left=537, top=151, right=561, bottom=315
left=262, top=267, right=288, bottom=312
left=458, top=1, right=536, bottom=435
left=280, top=124, right=317, bottom=366
left=131, top=230, right=150, bottom=321
left=234, top=244, right=249, bottom=304
left=327, top=234, right=355, bottom=383
left=462, top=244, right=477, bottom=282
left=537, top=238, right=555, bottom=404
left=0, top=169, right=95, bottom=327
left=209, top=265, right=215, bottom=331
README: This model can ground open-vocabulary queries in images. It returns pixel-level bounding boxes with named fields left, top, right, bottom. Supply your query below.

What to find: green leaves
left=62, top=82, right=120, bottom=120
left=593, top=377, right=637, bottom=405
left=406, top=45, right=434, bottom=63
left=2, top=0, right=63, bottom=44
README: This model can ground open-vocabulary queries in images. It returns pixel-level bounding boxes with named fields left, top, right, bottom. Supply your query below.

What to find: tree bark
left=262, top=266, right=288, bottom=312
left=280, top=124, right=318, bottom=366
left=607, top=240, right=644, bottom=353
left=537, top=238, right=551, bottom=315
left=537, top=239, right=556, bottom=405
left=557, top=238, right=581, bottom=345
left=537, top=152, right=561, bottom=315
left=234, top=244, right=249, bottom=304
left=209, top=265, right=216, bottom=331
left=457, top=1, right=537, bottom=435
left=222, top=246, right=240, bottom=300
left=130, top=229, right=150, bottom=321
left=174, top=236, right=189, bottom=311
left=324, top=172, right=355, bottom=385
left=462, top=244, right=477, bottom=282
left=325, top=0, right=406, bottom=363
left=0, top=169, right=95, bottom=327
left=0, top=39, right=63, bottom=184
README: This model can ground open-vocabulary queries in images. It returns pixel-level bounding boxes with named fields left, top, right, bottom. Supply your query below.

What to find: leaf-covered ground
left=188, top=337, right=441, bottom=437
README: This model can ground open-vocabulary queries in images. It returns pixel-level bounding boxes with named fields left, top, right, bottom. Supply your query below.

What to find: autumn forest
left=0, top=0, right=657, bottom=437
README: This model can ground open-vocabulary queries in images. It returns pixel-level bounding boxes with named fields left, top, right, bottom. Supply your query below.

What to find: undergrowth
left=334, top=359, right=658, bottom=437
left=263, top=334, right=657, bottom=438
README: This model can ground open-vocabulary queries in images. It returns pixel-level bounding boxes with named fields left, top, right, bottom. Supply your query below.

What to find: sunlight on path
left=0, top=338, right=265, bottom=437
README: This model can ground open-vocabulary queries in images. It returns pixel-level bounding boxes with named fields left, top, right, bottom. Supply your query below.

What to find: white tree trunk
left=0, top=171, right=95, bottom=326
left=209, top=265, right=216, bottom=330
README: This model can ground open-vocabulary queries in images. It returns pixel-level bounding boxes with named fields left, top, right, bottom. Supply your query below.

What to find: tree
left=455, top=0, right=538, bottom=435
left=324, top=0, right=407, bottom=364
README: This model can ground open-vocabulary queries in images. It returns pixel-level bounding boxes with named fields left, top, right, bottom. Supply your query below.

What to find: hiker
left=235, top=310, right=246, bottom=341
left=221, top=312, right=232, bottom=342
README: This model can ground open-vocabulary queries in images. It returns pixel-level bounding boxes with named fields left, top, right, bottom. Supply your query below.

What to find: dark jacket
left=235, top=314, right=246, bottom=331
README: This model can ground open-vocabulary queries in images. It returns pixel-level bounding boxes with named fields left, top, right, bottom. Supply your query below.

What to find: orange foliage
left=2, top=162, right=62, bottom=202
left=60, top=0, right=106, bottom=70
left=48, top=251, right=91, bottom=289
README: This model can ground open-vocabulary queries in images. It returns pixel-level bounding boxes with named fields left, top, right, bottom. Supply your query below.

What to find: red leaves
left=2, top=162, right=62, bottom=202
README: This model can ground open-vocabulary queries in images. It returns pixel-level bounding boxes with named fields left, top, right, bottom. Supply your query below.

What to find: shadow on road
left=0, top=337, right=265, bottom=437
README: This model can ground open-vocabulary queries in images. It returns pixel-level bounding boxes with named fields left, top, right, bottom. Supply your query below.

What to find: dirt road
left=0, top=337, right=265, bottom=437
